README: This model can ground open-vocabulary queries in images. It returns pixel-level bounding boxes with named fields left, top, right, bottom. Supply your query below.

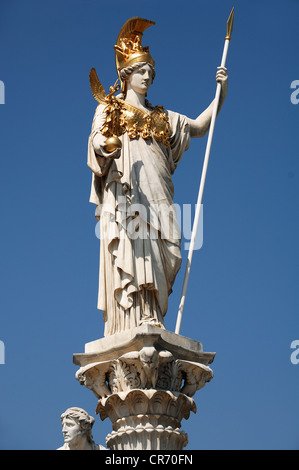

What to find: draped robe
left=88, top=103, right=190, bottom=336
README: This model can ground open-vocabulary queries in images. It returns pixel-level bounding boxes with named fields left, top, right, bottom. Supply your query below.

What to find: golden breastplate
left=101, top=99, right=171, bottom=148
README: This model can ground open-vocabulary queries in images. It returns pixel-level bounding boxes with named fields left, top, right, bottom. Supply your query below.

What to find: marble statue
left=87, top=17, right=228, bottom=337
left=57, top=407, right=106, bottom=450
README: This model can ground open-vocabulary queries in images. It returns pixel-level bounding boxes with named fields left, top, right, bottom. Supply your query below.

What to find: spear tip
left=225, top=7, right=235, bottom=41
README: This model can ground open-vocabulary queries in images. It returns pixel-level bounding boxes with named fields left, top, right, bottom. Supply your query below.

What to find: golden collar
left=102, top=98, right=170, bottom=148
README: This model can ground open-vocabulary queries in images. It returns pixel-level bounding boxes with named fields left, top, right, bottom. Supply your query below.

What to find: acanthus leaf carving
left=109, top=358, right=141, bottom=393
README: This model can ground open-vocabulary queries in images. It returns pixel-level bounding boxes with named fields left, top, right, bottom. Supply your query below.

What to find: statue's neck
left=125, top=88, right=148, bottom=112
left=68, top=437, right=91, bottom=450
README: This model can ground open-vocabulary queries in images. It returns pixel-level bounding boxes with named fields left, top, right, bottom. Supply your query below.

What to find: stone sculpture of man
left=88, top=17, right=228, bottom=337
left=57, top=407, right=106, bottom=450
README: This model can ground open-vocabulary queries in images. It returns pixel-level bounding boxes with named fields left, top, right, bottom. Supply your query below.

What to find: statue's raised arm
left=187, top=66, right=228, bottom=138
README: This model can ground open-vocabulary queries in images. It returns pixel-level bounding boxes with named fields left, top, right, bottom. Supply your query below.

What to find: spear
left=175, top=8, right=234, bottom=335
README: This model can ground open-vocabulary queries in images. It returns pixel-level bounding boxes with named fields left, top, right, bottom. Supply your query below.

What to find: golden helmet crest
left=114, top=17, right=155, bottom=72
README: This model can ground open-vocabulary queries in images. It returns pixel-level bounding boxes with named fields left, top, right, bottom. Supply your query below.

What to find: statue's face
left=127, top=64, right=153, bottom=95
left=62, top=417, right=83, bottom=444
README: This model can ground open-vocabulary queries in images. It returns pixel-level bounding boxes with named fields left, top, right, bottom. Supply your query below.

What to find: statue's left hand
left=216, top=66, right=228, bottom=96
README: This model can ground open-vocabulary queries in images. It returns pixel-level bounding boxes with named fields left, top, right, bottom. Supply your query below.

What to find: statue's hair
left=118, top=62, right=155, bottom=99
left=60, top=407, right=95, bottom=443
left=119, top=61, right=156, bottom=82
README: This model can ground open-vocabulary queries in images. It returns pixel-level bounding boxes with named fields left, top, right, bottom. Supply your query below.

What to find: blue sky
left=0, top=0, right=298, bottom=450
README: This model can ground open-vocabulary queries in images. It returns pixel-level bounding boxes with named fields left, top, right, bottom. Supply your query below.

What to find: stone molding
left=98, top=390, right=193, bottom=450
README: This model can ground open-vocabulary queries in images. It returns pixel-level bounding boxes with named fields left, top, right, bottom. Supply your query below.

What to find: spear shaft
left=175, top=8, right=234, bottom=335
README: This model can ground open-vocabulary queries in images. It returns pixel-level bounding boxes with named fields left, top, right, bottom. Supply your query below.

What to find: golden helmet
left=114, top=17, right=155, bottom=72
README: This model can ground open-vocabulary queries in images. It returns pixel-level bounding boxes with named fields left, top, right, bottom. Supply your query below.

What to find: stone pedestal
left=73, top=325, right=215, bottom=450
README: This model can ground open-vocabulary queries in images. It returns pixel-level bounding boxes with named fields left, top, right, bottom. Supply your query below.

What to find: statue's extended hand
left=104, top=136, right=122, bottom=158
